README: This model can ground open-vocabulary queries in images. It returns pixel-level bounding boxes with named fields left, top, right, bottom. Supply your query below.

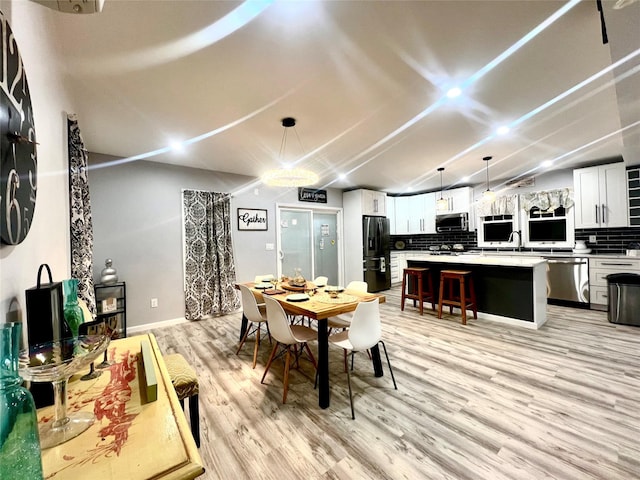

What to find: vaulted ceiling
left=39, top=0, right=640, bottom=194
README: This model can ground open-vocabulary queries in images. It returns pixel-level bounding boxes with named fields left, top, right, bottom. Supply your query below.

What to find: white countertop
left=393, top=250, right=636, bottom=259
left=404, top=253, right=546, bottom=267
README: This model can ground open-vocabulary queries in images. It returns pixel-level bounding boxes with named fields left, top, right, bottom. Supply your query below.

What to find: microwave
left=435, top=213, right=468, bottom=232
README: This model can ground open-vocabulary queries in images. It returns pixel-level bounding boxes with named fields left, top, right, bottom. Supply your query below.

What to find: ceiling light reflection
left=446, top=87, right=462, bottom=98
left=75, top=1, right=274, bottom=74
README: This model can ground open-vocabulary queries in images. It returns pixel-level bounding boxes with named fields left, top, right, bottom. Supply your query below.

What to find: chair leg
left=438, top=275, right=445, bottom=319
left=302, top=342, right=317, bottom=369
left=346, top=352, right=355, bottom=420
left=188, top=394, right=200, bottom=448
left=282, top=348, right=291, bottom=404
left=261, top=343, right=279, bottom=384
left=379, top=340, right=397, bottom=390
left=252, top=325, right=260, bottom=368
left=236, top=321, right=252, bottom=355
left=460, top=277, right=467, bottom=325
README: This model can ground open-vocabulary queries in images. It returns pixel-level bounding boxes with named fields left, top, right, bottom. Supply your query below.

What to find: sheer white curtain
left=182, top=190, right=239, bottom=320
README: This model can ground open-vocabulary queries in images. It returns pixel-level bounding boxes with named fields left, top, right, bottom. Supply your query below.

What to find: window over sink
left=520, top=189, right=574, bottom=248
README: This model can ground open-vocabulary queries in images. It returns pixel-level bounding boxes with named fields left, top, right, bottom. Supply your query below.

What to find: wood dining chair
left=328, top=298, right=397, bottom=419
left=261, top=295, right=317, bottom=403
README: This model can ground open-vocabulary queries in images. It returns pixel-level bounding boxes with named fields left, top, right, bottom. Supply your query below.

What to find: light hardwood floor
left=146, top=287, right=640, bottom=480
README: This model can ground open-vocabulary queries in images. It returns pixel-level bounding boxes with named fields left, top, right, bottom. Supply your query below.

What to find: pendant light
left=482, top=156, right=496, bottom=201
left=262, top=117, right=319, bottom=187
left=436, top=167, right=448, bottom=211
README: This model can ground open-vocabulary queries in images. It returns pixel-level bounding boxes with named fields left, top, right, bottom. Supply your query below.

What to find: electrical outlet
left=589, top=235, right=597, bottom=243
left=151, top=298, right=158, bottom=308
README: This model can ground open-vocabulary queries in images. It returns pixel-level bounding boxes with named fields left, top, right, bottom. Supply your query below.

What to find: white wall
left=88, top=154, right=343, bottom=328
left=0, top=2, right=75, bottom=329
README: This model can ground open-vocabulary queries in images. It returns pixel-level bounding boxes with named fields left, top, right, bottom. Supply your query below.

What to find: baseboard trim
left=128, top=317, right=189, bottom=334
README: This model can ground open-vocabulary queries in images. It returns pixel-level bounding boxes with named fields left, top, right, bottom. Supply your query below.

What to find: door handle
left=601, top=204, right=606, bottom=224
left=595, top=205, right=599, bottom=224
left=278, top=250, right=284, bottom=260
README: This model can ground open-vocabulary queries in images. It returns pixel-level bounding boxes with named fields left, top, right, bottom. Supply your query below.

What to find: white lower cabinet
left=589, top=257, right=640, bottom=310
left=390, top=252, right=406, bottom=285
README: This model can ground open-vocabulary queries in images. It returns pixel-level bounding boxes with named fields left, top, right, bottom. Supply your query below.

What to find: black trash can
left=607, top=273, right=640, bottom=326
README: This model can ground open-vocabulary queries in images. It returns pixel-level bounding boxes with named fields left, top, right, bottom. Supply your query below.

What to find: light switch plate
left=265, top=243, right=274, bottom=251
left=589, top=235, right=597, bottom=243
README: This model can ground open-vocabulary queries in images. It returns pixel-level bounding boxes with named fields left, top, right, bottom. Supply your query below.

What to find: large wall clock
left=1, top=11, right=38, bottom=245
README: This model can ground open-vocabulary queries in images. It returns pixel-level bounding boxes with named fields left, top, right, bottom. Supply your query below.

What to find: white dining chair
left=236, top=285, right=270, bottom=368
left=328, top=298, right=397, bottom=419
left=261, top=295, right=317, bottom=403
left=313, top=276, right=328, bottom=287
left=327, top=280, right=369, bottom=330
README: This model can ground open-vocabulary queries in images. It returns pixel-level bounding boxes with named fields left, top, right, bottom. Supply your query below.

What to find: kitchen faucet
left=508, top=230, right=521, bottom=251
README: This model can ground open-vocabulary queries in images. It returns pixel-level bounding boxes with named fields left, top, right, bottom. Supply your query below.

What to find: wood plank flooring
left=145, top=287, right=640, bottom=479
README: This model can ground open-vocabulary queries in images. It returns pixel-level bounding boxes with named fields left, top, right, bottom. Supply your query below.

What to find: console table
left=39, top=334, right=204, bottom=480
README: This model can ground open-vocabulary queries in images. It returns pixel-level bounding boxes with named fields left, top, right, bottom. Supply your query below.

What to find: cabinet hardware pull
left=602, top=204, right=606, bottom=224
left=595, top=205, right=599, bottom=224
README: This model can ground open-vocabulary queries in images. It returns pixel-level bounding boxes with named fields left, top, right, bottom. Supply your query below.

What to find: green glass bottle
left=0, top=322, right=44, bottom=479
left=63, top=279, right=83, bottom=338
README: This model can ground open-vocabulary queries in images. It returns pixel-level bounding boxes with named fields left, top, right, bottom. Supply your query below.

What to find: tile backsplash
left=575, top=227, right=640, bottom=254
left=391, top=231, right=477, bottom=251
left=392, top=227, right=640, bottom=254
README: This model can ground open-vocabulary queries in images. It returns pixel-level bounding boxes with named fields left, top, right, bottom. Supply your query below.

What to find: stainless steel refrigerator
left=363, top=216, right=391, bottom=292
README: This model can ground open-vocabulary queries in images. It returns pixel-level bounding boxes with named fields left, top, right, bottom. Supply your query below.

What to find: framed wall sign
left=237, top=208, right=268, bottom=231
left=298, top=187, right=327, bottom=203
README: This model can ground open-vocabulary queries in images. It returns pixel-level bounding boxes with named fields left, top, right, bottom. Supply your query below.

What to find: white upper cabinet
left=573, top=163, right=628, bottom=228
left=386, top=196, right=396, bottom=234
left=392, top=193, right=436, bottom=234
left=360, top=189, right=387, bottom=216
left=436, top=187, right=473, bottom=214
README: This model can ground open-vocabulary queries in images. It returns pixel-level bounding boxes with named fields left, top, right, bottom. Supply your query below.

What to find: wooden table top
left=243, top=282, right=386, bottom=320
left=38, top=334, right=204, bottom=480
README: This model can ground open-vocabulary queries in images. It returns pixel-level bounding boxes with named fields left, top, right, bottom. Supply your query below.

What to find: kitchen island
left=405, top=254, right=547, bottom=329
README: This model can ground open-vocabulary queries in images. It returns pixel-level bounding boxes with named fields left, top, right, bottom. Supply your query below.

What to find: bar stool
left=400, top=267, right=436, bottom=315
left=164, top=353, right=200, bottom=447
left=438, top=270, right=477, bottom=325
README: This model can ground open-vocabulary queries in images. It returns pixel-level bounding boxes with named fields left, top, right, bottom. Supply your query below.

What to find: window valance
left=477, top=194, right=518, bottom=217
left=520, top=188, right=574, bottom=212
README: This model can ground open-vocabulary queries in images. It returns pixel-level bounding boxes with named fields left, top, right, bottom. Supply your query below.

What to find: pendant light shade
left=262, top=117, right=318, bottom=187
left=436, top=167, right=448, bottom=211
left=482, top=156, right=496, bottom=201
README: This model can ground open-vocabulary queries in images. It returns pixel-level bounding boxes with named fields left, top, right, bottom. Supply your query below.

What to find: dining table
left=238, top=281, right=386, bottom=409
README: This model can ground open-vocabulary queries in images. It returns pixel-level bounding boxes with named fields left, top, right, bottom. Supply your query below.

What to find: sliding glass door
left=277, top=207, right=341, bottom=285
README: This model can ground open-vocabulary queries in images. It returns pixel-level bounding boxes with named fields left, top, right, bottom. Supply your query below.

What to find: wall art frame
left=237, top=208, right=268, bottom=231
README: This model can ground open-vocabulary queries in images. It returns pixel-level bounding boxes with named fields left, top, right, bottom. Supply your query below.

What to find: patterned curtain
left=67, top=114, right=96, bottom=315
left=182, top=190, right=239, bottom=320
left=476, top=194, right=518, bottom=217
left=520, top=188, right=574, bottom=211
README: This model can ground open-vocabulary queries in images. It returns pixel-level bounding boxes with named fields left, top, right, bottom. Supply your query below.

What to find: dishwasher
left=544, top=256, right=590, bottom=307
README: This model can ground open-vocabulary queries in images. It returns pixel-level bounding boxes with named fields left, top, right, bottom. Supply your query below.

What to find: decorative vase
left=100, top=258, right=118, bottom=285
left=0, top=322, right=44, bottom=479
left=291, top=268, right=306, bottom=287
left=63, top=279, right=83, bottom=338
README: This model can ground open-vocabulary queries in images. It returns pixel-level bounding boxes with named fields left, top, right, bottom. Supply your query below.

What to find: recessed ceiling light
left=461, top=176, right=470, bottom=182
left=338, top=173, right=347, bottom=181
left=170, top=141, right=184, bottom=153
left=446, top=87, right=462, bottom=98
left=406, top=186, right=414, bottom=192
left=541, top=160, right=553, bottom=168
left=496, top=125, right=510, bottom=135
